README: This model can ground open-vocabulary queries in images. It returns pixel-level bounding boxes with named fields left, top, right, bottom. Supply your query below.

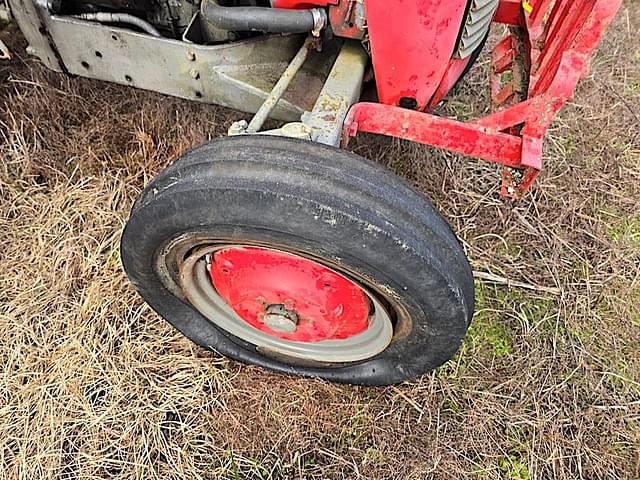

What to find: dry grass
left=1, top=3, right=639, bottom=479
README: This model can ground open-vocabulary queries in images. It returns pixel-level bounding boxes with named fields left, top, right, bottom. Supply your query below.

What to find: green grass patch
left=469, top=321, right=513, bottom=358
left=559, top=134, right=578, bottom=156
left=606, top=215, right=640, bottom=247
left=500, top=71, right=513, bottom=87
left=467, top=283, right=559, bottom=359
left=330, top=407, right=372, bottom=451
left=626, top=81, right=640, bottom=95
left=500, top=454, right=530, bottom=480
left=466, top=283, right=515, bottom=358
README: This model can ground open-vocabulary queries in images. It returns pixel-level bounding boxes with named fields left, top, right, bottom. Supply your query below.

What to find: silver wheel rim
left=177, top=246, right=394, bottom=363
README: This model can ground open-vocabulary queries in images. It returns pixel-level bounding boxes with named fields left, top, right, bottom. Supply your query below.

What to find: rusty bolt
left=262, top=304, right=299, bottom=333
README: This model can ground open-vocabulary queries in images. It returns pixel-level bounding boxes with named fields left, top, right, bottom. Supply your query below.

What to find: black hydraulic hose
left=201, top=0, right=325, bottom=34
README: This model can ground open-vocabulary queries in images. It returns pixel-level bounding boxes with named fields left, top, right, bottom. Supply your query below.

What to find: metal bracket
left=8, top=1, right=337, bottom=121
left=230, top=39, right=369, bottom=147
left=230, top=121, right=313, bottom=140
left=300, top=40, right=368, bottom=146
left=0, top=1, right=11, bottom=24
left=228, top=36, right=322, bottom=135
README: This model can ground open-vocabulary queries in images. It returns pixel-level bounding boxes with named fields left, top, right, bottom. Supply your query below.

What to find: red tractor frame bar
left=342, top=0, right=623, bottom=198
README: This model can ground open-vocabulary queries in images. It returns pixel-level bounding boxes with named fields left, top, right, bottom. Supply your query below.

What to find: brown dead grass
left=1, top=3, right=639, bottom=479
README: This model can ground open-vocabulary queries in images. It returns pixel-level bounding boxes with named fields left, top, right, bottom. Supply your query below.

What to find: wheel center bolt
left=262, top=303, right=299, bottom=333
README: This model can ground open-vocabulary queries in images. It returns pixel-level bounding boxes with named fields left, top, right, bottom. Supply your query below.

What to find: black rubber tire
left=121, top=136, right=474, bottom=386
left=457, top=31, right=490, bottom=87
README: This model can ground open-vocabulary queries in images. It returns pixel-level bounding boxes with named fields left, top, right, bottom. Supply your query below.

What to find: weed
left=607, top=215, right=640, bottom=247
left=500, top=454, right=530, bottom=480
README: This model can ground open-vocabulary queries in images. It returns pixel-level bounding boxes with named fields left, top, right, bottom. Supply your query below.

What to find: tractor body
left=8, top=0, right=493, bottom=126
left=9, top=0, right=622, bottom=195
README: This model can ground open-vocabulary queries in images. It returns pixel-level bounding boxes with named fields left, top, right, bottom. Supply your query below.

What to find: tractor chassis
left=9, top=0, right=623, bottom=196
left=10, top=0, right=366, bottom=146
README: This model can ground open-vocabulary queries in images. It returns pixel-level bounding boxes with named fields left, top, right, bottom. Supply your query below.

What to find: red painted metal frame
left=343, top=0, right=623, bottom=198
left=364, top=0, right=469, bottom=110
left=328, top=0, right=365, bottom=39
left=428, top=57, right=473, bottom=108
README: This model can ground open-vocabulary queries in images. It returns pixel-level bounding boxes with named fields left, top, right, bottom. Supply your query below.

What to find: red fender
left=364, top=0, right=468, bottom=110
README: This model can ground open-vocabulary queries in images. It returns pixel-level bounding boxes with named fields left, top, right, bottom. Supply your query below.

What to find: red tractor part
left=271, top=0, right=367, bottom=39
left=271, top=0, right=336, bottom=8
left=208, top=246, right=371, bottom=342
left=342, top=0, right=623, bottom=198
left=364, top=0, right=470, bottom=110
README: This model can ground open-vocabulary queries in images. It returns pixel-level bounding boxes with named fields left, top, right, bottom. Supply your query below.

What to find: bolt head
left=187, top=51, right=196, bottom=61
left=262, top=303, right=299, bottom=333
left=189, top=68, right=200, bottom=80
left=263, top=313, right=298, bottom=333
left=228, top=120, right=249, bottom=136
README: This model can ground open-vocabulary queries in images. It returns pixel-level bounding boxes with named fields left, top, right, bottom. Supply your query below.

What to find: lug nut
left=262, top=304, right=299, bottom=333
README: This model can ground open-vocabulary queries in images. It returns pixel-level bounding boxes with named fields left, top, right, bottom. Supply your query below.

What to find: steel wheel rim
left=176, top=245, right=394, bottom=363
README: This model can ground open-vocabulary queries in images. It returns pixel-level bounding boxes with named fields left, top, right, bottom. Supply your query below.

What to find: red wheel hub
left=208, top=246, right=371, bottom=342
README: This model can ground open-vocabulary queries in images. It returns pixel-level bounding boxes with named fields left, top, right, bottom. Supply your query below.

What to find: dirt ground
left=1, top=3, right=639, bottom=479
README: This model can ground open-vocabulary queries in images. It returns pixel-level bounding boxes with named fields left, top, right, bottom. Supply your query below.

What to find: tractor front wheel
left=121, top=136, right=474, bottom=385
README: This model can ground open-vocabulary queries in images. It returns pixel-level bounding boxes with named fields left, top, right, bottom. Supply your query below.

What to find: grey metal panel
left=301, top=40, right=368, bottom=146
left=7, top=0, right=63, bottom=71
left=9, top=1, right=332, bottom=122
left=45, top=16, right=308, bottom=120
